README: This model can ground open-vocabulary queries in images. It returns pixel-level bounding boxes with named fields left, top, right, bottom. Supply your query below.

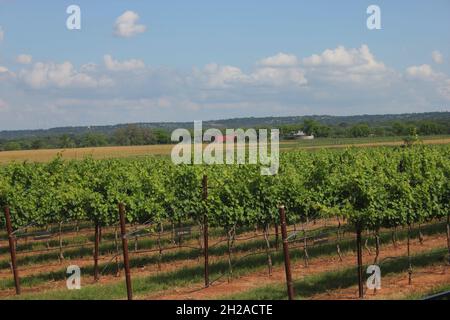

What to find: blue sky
left=0, top=0, right=449, bottom=129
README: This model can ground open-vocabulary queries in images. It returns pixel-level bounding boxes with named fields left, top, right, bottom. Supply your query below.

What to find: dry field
left=0, top=137, right=449, bottom=164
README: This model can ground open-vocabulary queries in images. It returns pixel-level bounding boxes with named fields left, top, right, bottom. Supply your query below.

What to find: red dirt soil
left=310, top=264, right=449, bottom=300
left=140, top=234, right=448, bottom=300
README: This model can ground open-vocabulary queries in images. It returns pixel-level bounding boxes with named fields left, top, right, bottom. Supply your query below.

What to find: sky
left=0, top=0, right=449, bottom=130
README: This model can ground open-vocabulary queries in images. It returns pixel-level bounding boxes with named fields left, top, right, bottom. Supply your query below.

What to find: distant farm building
left=293, top=130, right=314, bottom=140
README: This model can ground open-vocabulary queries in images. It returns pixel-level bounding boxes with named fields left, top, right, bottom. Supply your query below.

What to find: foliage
left=0, top=145, right=448, bottom=233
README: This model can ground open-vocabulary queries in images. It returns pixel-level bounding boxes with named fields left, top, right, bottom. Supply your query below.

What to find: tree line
left=0, top=125, right=172, bottom=151
left=278, top=118, right=450, bottom=138
left=0, top=118, right=449, bottom=151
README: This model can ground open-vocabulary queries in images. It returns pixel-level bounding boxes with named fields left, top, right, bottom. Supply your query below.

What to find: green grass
left=3, top=222, right=447, bottom=300
left=224, top=248, right=448, bottom=300
left=0, top=220, right=445, bottom=292
left=9, top=246, right=448, bottom=300
left=279, top=135, right=450, bottom=150
left=0, top=221, right=254, bottom=258
left=1, top=217, right=443, bottom=271
left=0, top=235, right=278, bottom=291
left=0, top=219, right=343, bottom=270
left=405, top=283, right=450, bottom=300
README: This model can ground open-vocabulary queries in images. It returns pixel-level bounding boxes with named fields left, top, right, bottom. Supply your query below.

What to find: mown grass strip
left=0, top=222, right=255, bottom=258
left=224, top=247, right=448, bottom=300
left=406, top=283, right=450, bottom=300
left=4, top=225, right=447, bottom=300
left=0, top=221, right=342, bottom=269
left=0, top=218, right=444, bottom=270
left=0, top=221, right=445, bottom=292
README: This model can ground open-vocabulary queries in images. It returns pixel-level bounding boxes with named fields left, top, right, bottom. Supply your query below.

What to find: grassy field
left=0, top=135, right=449, bottom=164
left=280, top=135, right=450, bottom=149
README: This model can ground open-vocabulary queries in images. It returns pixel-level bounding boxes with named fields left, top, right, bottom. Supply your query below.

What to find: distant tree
left=141, top=128, right=156, bottom=145
left=314, top=125, right=331, bottom=137
left=392, top=122, right=407, bottom=135
left=153, top=129, right=171, bottom=144
left=59, top=135, right=76, bottom=148
left=418, top=121, right=444, bottom=135
left=81, top=133, right=108, bottom=147
left=349, top=124, right=370, bottom=137
left=403, top=127, right=419, bottom=146
left=302, top=119, right=320, bottom=135
left=31, top=139, right=46, bottom=150
left=374, top=127, right=386, bottom=136
left=113, top=125, right=156, bottom=146
left=4, top=141, right=21, bottom=151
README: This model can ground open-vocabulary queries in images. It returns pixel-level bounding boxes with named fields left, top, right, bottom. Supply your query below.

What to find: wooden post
left=58, top=222, right=64, bottom=263
left=275, top=223, right=279, bottom=250
left=446, top=213, right=450, bottom=265
left=202, top=175, right=210, bottom=288
left=94, top=223, right=100, bottom=281
left=356, top=227, right=364, bottom=299
left=4, top=206, right=21, bottom=295
left=118, top=203, right=133, bottom=300
left=407, top=223, right=413, bottom=285
left=279, top=205, right=295, bottom=300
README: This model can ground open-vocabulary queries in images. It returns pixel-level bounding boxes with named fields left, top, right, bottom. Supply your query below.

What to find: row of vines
left=0, top=145, right=449, bottom=283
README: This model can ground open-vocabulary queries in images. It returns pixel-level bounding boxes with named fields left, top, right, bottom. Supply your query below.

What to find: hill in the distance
left=1, top=111, right=449, bottom=140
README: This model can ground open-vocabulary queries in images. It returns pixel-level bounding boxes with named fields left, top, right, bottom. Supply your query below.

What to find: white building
left=293, top=130, right=314, bottom=140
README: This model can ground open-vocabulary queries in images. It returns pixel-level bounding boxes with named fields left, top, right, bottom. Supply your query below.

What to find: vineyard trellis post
left=447, top=213, right=450, bottom=265
left=118, top=203, right=133, bottom=300
left=274, top=223, right=279, bottom=250
left=94, top=223, right=100, bottom=281
left=279, top=205, right=295, bottom=300
left=407, top=219, right=413, bottom=285
left=356, top=227, right=364, bottom=299
left=4, top=206, right=21, bottom=295
left=202, top=174, right=210, bottom=288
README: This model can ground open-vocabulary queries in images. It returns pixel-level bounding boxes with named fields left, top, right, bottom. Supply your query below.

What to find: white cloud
left=114, top=11, right=146, bottom=38
left=302, top=45, right=389, bottom=84
left=54, top=97, right=174, bottom=111
left=406, top=64, right=437, bottom=80
left=193, top=63, right=249, bottom=88
left=303, top=45, right=385, bottom=71
left=303, top=45, right=354, bottom=66
left=16, top=54, right=33, bottom=64
left=192, top=60, right=308, bottom=89
left=103, top=54, right=146, bottom=71
left=406, top=64, right=450, bottom=100
left=258, top=53, right=299, bottom=67
left=251, top=67, right=307, bottom=86
left=431, top=50, right=443, bottom=64
left=194, top=52, right=309, bottom=89
left=20, top=61, right=112, bottom=89
left=0, top=26, right=4, bottom=41
left=2, top=46, right=449, bottom=129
